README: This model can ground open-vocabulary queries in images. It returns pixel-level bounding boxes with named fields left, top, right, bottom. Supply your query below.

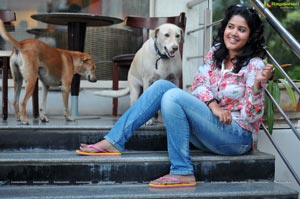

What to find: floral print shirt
left=191, top=47, right=266, bottom=139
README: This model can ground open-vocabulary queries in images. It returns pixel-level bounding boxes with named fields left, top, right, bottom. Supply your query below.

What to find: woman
left=78, top=4, right=274, bottom=188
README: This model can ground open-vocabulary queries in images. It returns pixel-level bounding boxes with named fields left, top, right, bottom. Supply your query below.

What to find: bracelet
left=205, top=98, right=219, bottom=107
left=252, top=85, right=263, bottom=94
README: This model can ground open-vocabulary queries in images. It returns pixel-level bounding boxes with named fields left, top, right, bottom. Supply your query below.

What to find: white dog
left=95, top=23, right=183, bottom=122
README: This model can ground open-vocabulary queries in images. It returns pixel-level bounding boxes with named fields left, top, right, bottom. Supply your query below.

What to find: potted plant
left=266, top=63, right=299, bottom=134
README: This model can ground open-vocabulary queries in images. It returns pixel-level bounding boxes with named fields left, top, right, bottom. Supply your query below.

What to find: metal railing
left=186, top=0, right=219, bottom=61
left=249, top=0, right=300, bottom=59
left=249, top=0, right=300, bottom=186
left=186, top=19, right=221, bottom=35
left=186, top=0, right=208, bottom=9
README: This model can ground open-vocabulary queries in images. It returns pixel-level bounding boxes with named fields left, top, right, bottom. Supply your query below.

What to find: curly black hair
left=212, top=4, right=266, bottom=73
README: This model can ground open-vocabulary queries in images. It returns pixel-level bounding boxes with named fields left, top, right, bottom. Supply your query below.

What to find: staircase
left=0, top=116, right=298, bottom=199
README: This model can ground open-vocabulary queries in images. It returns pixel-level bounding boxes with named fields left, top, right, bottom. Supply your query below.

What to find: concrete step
left=0, top=116, right=167, bottom=151
left=0, top=150, right=274, bottom=185
left=0, top=182, right=298, bottom=199
left=0, top=127, right=167, bottom=151
left=0, top=117, right=168, bottom=151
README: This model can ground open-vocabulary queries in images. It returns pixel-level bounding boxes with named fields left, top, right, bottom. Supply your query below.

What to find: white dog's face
left=152, top=23, right=183, bottom=58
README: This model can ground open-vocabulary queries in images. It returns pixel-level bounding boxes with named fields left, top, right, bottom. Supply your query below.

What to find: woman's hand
left=255, top=64, right=274, bottom=82
left=252, top=64, right=274, bottom=95
left=209, top=102, right=232, bottom=125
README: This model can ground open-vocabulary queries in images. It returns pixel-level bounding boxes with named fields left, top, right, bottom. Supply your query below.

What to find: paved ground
left=0, top=115, right=120, bottom=128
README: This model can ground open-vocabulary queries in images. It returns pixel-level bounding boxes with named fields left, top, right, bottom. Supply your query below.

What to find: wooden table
left=31, top=13, right=123, bottom=118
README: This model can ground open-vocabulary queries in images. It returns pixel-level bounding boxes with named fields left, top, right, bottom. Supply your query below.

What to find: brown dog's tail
left=0, top=19, right=21, bottom=49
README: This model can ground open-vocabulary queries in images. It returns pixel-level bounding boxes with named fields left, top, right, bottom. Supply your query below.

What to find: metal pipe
left=248, top=0, right=300, bottom=60
left=187, top=27, right=203, bottom=35
left=263, top=90, right=300, bottom=186
left=265, top=89, right=300, bottom=142
left=261, top=124, right=300, bottom=186
left=266, top=50, right=300, bottom=97
left=186, top=55, right=203, bottom=60
left=187, top=19, right=221, bottom=35
left=186, top=0, right=207, bottom=9
left=203, top=9, right=208, bottom=58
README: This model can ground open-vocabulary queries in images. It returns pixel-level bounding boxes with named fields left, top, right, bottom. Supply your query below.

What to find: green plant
left=286, top=65, right=300, bottom=81
left=266, top=66, right=297, bottom=134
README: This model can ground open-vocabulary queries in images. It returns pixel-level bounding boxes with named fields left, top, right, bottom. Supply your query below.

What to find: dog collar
left=154, top=39, right=169, bottom=70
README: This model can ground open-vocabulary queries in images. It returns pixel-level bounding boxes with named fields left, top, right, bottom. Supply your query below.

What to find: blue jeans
left=105, top=80, right=252, bottom=175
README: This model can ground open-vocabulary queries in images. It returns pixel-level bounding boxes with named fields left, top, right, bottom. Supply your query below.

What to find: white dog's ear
left=151, top=27, right=160, bottom=39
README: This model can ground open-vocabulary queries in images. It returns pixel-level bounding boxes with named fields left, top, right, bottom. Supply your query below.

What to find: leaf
left=273, top=67, right=284, bottom=80
left=267, top=80, right=273, bottom=94
left=267, top=81, right=274, bottom=134
left=267, top=102, right=274, bottom=134
left=278, top=78, right=297, bottom=107
left=272, top=81, right=280, bottom=104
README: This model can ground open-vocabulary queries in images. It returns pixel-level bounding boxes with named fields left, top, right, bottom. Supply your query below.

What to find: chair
left=111, top=12, right=186, bottom=116
left=0, top=10, right=39, bottom=120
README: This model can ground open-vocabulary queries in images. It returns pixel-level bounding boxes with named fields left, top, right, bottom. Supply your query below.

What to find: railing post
left=203, top=8, right=212, bottom=59
left=248, top=0, right=300, bottom=60
left=186, top=0, right=208, bottom=9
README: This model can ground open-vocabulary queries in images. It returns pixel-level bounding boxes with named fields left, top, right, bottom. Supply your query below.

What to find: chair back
left=124, top=13, right=186, bottom=43
left=0, top=10, right=16, bottom=32
left=0, top=10, right=16, bottom=22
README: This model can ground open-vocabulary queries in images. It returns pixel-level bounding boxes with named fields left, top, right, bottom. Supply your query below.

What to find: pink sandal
left=76, top=144, right=121, bottom=156
left=149, top=176, right=196, bottom=188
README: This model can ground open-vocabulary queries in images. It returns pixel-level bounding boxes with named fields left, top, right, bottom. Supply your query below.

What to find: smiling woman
left=223, top=15, right=250, bottom=63
left=213, top=4, right=266, bottom=74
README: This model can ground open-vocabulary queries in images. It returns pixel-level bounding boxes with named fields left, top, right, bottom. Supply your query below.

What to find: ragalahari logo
left=264, top=0, right=300, bottom=8
left=264, top=0, right=272, bottom=8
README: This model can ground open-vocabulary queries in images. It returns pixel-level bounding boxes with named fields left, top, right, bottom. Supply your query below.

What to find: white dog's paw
left=65, top=115, right=75, bottom=122
left=21, top=121, right=30, bottom=125
left=145, top=119, right=155, bottom=125
left=40, top=115, right=49, bottom=123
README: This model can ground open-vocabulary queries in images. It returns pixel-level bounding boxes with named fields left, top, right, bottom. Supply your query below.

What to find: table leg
left=112, top=62, right=119, bottom=116
left=68, top=22, right=86, bottom=118
left=2, top=57, right=8, bottom=120
left=32, top=80, right=39, bottom=118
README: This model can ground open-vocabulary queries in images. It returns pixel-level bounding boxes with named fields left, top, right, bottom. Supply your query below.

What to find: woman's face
left=223, top=15, right=250, bottom=57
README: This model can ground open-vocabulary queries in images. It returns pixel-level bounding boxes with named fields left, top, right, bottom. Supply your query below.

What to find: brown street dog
left=0, top=19, right=97, bottom=124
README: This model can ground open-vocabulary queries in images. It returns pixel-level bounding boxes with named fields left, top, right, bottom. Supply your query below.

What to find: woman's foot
left=149, top=174, right=196, bottom=188
left=80, top=139, right=120, bottom=153
left=76, top=139, right=121, bottom=156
